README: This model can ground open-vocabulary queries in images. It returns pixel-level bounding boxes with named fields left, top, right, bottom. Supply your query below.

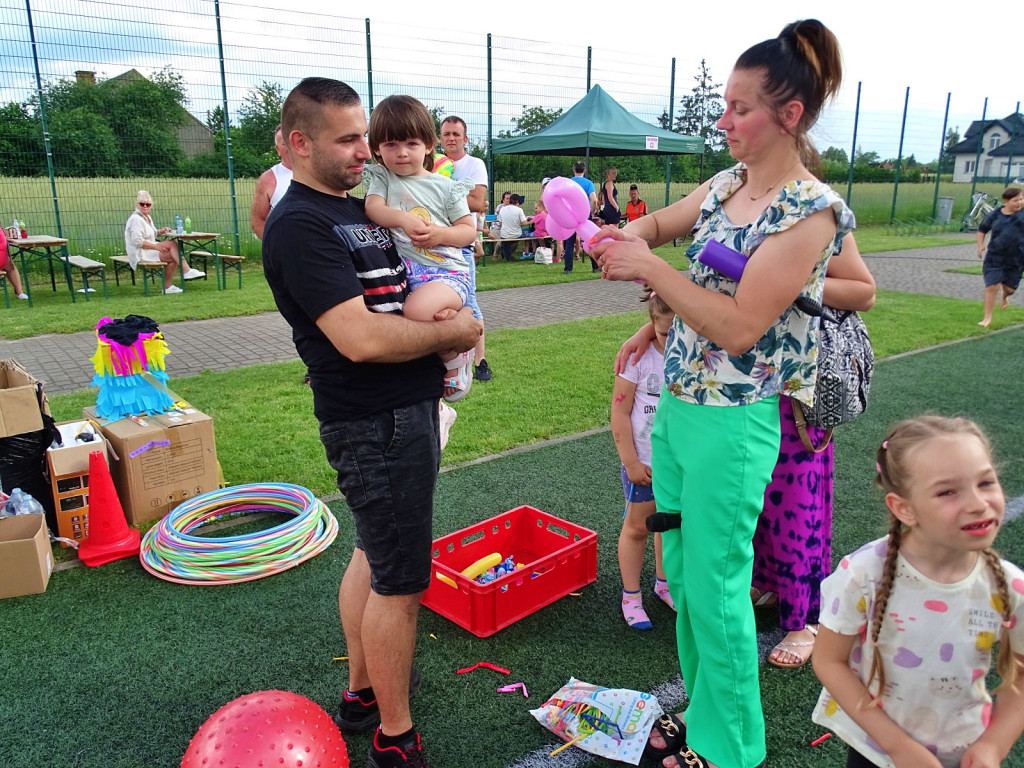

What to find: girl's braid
left=981, top=548, right=1022, bottom=693
left=864, top=516, right=903, bottom=701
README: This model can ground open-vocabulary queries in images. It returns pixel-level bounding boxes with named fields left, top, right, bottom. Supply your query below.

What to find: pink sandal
left=443, top=351, right=474, bottom=403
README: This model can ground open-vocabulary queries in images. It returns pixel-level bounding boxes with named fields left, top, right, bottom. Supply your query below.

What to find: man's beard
left=310, top=144, right=362, bottom=192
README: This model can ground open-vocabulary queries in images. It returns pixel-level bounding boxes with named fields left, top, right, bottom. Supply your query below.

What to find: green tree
left=205, top=105, right=227, bottom=134
left=497, top=105, right=563, bottom=139
left=102, top=69, right=187, bottom=175
left=234, top=81, right=284, bottom=160
left=494, top=105, right=566, bottom=184
left=674, top=59, right=726, bottom=153
left=50, top=108, right=124, bottom=176
left=0, top=101, right=44, bottom=176
left=20, top=68, right=191, bottom=176
left=656, top=60, right=729, bottom=182
left=821, top=146, right=849, bottom=165
left=854, top=147, right=880, bottom=166
left=940, top=127, right=960, bottom=174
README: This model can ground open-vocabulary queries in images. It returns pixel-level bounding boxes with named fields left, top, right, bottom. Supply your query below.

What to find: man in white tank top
left=250, top=125, right=293, bottom=240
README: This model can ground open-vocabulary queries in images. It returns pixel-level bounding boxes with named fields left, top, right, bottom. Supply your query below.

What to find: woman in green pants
left=593, top=19, right=852, bottom=768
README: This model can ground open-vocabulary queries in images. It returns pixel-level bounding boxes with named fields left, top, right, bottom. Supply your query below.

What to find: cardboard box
left=0, top=359, right=50, bottom=438
left=83, top=406, right=218, bottom=526
left=46, top=421, right=110, bottom=545
left=0, top=513, right=53, bottom=599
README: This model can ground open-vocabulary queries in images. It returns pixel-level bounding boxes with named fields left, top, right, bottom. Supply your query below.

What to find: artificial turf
left=2, top=328, right=1023, bottom=768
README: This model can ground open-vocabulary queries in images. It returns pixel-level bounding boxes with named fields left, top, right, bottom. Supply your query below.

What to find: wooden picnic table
left=7, top=234, right=75, bottom=307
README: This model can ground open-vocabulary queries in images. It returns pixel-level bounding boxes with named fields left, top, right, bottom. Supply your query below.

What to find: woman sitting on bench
left=124, top=190, right=204, bottom=294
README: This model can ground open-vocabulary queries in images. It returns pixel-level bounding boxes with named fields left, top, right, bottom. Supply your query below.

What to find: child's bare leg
left=619, top=498, right=654, bottom=592
left=403, top=282, right=468, bottom=398
left=980, top=284, right=999, bottom=327
left=1001, top=284, right=1015, bottom=309
left=620, top=498, right=655, bottom=629
left=653, top=532, right=674, bottom=609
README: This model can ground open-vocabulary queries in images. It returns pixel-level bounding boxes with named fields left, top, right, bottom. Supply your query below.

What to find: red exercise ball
left=181, top=690, right=348, bottom=768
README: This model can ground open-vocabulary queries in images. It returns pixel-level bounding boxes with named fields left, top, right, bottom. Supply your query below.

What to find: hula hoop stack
left=140, top=483, right=338, bottom=585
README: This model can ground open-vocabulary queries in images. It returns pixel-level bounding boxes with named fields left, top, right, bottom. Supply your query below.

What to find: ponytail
left=735, top=19, right=842, bottom=169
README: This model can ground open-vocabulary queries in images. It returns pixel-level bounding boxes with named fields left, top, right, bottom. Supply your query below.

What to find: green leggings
left=651, top=394, right=780, bottom=768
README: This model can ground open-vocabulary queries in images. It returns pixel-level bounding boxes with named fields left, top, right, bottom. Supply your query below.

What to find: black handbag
left=791, top=306, right=874, bottom=453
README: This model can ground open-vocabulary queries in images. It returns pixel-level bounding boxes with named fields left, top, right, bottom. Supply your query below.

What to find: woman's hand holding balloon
left=591, top=228, right=656, bottom=283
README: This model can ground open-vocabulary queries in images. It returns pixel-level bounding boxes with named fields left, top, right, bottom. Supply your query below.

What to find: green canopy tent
left=491, top=85, right=703, bottom=209
left=492, top=85, right=704, bottom=157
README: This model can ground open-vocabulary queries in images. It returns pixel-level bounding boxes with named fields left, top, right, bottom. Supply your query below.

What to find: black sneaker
left=474, top=358, right=492, bottom=382
left=367, top=728, right=431, bottom=768
left=334, top=667, right=421, bottom=734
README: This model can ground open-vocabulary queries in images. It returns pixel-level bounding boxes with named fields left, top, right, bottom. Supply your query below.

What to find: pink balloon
left=541, top=176, right=610, bottom=254
left=543, top=177, right=591, bottom=228
left=544, top=216, right=575, bottom=240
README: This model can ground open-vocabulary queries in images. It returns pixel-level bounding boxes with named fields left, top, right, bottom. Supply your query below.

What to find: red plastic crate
left=421, top=505, right=597, bottom=637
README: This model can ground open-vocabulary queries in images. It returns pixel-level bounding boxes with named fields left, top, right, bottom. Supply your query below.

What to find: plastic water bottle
left=175, top=215, right=184, bottom=234
left=2, top=488, right=44, bottom=517
left=184, top=216, right=192, bottom=234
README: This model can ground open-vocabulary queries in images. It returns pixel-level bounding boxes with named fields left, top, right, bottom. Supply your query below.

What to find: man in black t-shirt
left=263, top=77, right=480, bottom=768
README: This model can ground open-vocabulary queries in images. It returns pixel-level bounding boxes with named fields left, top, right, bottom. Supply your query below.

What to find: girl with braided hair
left=813, top=416, right=1024, bottom=768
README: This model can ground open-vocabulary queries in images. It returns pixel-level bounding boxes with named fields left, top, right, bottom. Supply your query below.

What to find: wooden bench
left=63, top=255, right=108, bottom=300
left=217, top=253, right=245, bottom=290
left=109, top=255, right=166, bottom=295
left=188, top=250, right=245, bottom=289
left=185, top=250, right=212, bottom=280
left=110, top=255, right=135, bottom=285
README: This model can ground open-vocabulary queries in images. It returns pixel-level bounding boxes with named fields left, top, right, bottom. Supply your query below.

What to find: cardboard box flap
left=47, top=421, right=109, bottom=477
left=0, top=359, right=50, bottom=439
left=0, top=513, right=52, bottom=599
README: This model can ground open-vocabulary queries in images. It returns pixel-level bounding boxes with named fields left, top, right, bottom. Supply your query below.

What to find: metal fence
left=1, top=0, right=1021, bottom=261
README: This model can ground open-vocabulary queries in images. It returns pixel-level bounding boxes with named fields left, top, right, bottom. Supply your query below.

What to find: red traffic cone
left=79, top=449, right=140, bottom=567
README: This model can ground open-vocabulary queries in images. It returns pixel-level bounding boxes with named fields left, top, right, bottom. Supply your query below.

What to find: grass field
left=0, top=229, right=975, bottom=340
left=4, top=175, right=1006, bottom=261
left=3, top=327, right=1023, bottom=768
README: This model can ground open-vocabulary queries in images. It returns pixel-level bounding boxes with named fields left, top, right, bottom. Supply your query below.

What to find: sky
left=1, top=0, right=1019, bottom=163
left=356, top=0, right=1021, bottom=162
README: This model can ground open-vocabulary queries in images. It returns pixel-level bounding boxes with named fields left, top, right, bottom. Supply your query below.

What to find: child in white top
left=364, top=94, right=477, bottom=402
left=610, top=287, right=676, bottom=629
left=812, top=416, right=1024, bottom=768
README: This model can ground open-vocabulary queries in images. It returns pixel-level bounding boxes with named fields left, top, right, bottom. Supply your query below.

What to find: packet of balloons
left=530, top=677, right=663, bottom=765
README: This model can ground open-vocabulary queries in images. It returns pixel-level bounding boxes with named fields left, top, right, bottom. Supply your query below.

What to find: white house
left=948, top=113, right=1024, bottom=183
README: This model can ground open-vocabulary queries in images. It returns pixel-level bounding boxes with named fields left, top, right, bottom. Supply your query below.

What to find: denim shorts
left=319, top=399, right=440, bottom=595
left=404, top=257, right=473, bottom=308
left=621, top=465, right=655, bottom=503
left=462, top=246, right=482, bottom=320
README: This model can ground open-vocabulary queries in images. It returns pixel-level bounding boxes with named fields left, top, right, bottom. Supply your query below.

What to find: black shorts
left=319, top=399, right=440, bottom=595
left=983, top=252, right=1024, bottom=290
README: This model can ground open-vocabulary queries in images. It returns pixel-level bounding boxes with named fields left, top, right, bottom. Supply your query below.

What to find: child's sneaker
left=438, top=402, right=457, bottom=450
left=367, top=728, right=432, bottom=768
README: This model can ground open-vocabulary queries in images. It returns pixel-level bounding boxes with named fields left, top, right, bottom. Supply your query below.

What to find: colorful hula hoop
left=139, top=483, right=339, bottom=585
